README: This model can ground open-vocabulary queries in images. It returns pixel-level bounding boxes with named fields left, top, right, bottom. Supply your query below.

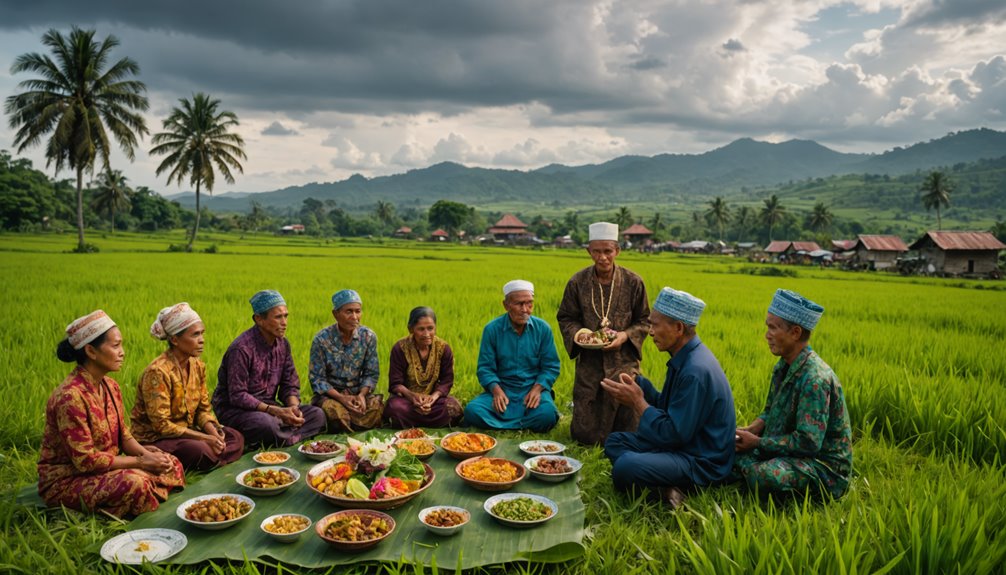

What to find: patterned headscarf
left=653, top=287, right=705, bottom=326
left=768, top=289, right=824, bottom=331
left=331, top=289, right=362, bottom=311
left=250, top=290, right=286, bottom=315
left=150, top=302, right=202, bottom=340
left=66, top=310, right=117, bottom=350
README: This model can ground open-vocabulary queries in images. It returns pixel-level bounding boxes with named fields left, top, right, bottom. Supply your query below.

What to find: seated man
left=734, top=289, right=852, bottom=500
left=602, top=287, right=735, bottom=509
left=212, top=290, right=326, bottom=448
left=309, top=289, right=384, bottom=432
left=464, top=280, right=561, bottom=432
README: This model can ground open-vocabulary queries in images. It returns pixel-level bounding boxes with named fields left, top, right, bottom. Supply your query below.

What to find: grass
left=1, top=232, right=1004, bottom=574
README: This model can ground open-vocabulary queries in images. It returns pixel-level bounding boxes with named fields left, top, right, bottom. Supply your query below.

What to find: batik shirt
left=757, top=346, right=852, bottom=488
left=309, top=324, right=379, bottom=396
left=131, top=351, right=218, bottom=442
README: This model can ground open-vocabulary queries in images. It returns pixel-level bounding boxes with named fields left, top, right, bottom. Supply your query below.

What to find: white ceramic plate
left=298, top=440, right=346, bottom=461
left=483, top=493, right=558, bottom=528
left=260, top=513, right=313, bottom=543
left=518, top=440, right=566, bottom=457
left=523, top=455, right=583, bottom=482
left=417, top=505, right=470, bottom=536
left=235, top=466, right=300, bottom=496
left=100, top=528, right=186, bottom=564
left=252, top=451, right=291, bottom=465
left=176, top=493, right=255, bottom=530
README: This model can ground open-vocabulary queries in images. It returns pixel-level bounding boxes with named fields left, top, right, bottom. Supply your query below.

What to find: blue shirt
left=477, top=314, right=561, bottom=395
left=636, top=336, right=736, bottom=484
left=308, top=325, right=379, bottom=395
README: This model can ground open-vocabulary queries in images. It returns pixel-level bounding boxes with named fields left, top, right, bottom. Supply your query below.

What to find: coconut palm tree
left=705, top=197, right=731, bottom=241
left=734, top=206, right=754, bottom=242
left=91, top=169, right=131, bottom=234
left=807, top=202, right=834, bottom=233
left=920, top=171, right=952, bottom=230
left=150, top=93, right=246, bottom=251
left=614, top=206, right=633, bottom=229
left=375, top=200, right=395, bottom=236
left=760, top=195, right=786, bottom=241
left=648, top=212, right=665, bottom=234
left=5, top=27, right=149, bottom=251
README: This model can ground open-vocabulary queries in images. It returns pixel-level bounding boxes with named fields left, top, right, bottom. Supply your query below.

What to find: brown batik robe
left=557, top=265, right=650, bottom=445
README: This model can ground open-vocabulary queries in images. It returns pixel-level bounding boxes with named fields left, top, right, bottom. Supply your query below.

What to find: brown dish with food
left=316, top=510, right=396, bottom=552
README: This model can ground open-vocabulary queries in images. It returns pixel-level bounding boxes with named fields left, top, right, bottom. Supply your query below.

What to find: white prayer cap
left=503, top=279, right=534, bottom=297
left=588, top=222, right=619, bottom=242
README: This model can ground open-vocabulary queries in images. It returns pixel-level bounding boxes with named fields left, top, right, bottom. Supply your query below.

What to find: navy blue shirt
left=636, top=336, right=736, bottom=484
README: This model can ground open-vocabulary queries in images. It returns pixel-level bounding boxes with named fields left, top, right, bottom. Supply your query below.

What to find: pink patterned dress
left=38, top=367, right=185, bottom=517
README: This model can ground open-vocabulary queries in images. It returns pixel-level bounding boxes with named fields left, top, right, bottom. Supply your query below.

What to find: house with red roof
left=487, top=214, right=531, bottom=243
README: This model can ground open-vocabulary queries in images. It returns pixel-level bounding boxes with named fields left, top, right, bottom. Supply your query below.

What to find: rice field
left=1, top=231, right=1005, bottom=574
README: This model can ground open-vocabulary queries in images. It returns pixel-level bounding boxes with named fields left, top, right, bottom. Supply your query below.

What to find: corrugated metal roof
left=910, top=231, right=1006, bottom=251
left=764, top=240, right=790, bottom=253
left=622, top=223, right=653, bottom=235
left=857, top=234, right=908, bottom=252
left=791, top=241, right=821, bottom=252
left=492, top=213, right=527, bottom=228
left=831, top=239, right=857, bottom=250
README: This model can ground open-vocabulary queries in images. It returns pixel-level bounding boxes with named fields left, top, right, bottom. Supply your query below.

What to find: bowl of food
left=483, top=493, right=557, bottom=528
left=455, top=456, right=525, bottom=491
left=315, top=510, right=395, bottom=552
left=518, top=440, right=566, bottom=457
left=574, top=327, right=616, bottom=349
left=306, top=457, right=436, bottom=510
left=176, top=493, right=255, bottom=530
left=252, top=451, right=291, bottom=465
left=418, top=505, right=470, bottom=536
left=394, top=428, right=430, bottom=440
left=236, top=466, right=300, bottom=496
left=394, top=438, right=437, bottom=461
left=440, top=432, right=496, bottom=459
left=523, top=455, right=582, bottom=483
left=260, top=513, right=312, bottom=543
left=298, top=439, right=346, bottom=461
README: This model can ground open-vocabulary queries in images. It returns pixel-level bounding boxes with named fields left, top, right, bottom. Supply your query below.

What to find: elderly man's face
left=587, top=240, right=620, bottom=275
left=648, top=310, right=684, bottom=352
left=504, top=290, right=534, bottom=327
left=254, top=305, right=288, bottom=341
left=765, top=313, right=801, bottom=357
left=334, top=302, right=362, bottom=333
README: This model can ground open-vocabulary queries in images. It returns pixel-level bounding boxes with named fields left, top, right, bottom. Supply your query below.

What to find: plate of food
left=418, top=505, right=470, bottom=536
left=394, top=428, right=430, bottom=440
left=574, top=327, right=617, bottom=349
left=298, top=439, right=346, bottom=461
left=236, top=466, right=300, bottom=496
left=455, top=456, right=526, bottom=491
left=252, top=451, right=291, bottom=465
left=100, top=528, right=187, bottom=564
left=306, top=437, right=434, bottom=509
left=440, top=431, right=496, bottom=459
left=518, top=439, right=566, bottom=456
left=176, top=493, right=255, bottom=530
left=483, top=493, right=558, bottom=528
left=523, top=455, right=583, bottom=482
left=316, top=510, right=395, bottom=552
left=394, top=437, right=438, bottom=460
left=260, top=513, right=313, bottom=543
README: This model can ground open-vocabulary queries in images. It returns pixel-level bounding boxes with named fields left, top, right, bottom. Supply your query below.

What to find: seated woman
left=38, top=310, right=184, bottom=518
left=383, top=306, right=464, bottom=428
left=131, top=303, right=245, bottom=471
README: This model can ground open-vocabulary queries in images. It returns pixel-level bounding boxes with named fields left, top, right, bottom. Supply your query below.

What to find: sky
left=1, top=0, right=1004, bottom=194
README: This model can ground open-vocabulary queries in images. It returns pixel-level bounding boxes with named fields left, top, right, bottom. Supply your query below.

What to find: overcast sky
left=1, top=0, right=1004, bottom=194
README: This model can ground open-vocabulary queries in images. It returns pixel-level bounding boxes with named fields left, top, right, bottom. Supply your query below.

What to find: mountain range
left=167, top=128, right=1006, bottom=213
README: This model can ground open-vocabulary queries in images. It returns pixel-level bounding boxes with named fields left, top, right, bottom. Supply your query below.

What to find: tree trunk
left=110, top=205, right=115, bottom=236
left=187, top=179, right=201, bottom=252
left=76, top=167, right=86, bottom=251
left=936, top=208, right=942, bottom=231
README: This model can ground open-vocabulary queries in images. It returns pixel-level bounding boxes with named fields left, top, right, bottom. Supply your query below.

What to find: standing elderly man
left=212, top=290, right=326, bottom=448
left=309, top=289, right=384, bottom=432
left=601, top=288, right=735, bottom=509
left=464, top=280, right=562, bottom=432
left=557, top=221, right=650, bottom=445
left=734, top=289, right=852, bottom=500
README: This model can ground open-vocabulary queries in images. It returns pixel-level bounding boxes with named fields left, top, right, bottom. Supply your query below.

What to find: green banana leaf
left=120, top=434, right=585, bottom=569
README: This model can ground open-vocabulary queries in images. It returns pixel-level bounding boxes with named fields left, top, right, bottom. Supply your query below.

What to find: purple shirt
left=212, top=327, right=301, bottom=414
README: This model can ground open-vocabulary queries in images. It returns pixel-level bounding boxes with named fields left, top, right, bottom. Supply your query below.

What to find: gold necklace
left=590, top=266, right=618, bottom=329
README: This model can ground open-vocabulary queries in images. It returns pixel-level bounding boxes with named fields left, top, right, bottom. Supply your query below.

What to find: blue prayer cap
left=768, top=289, right=823, bottom=331
left=653, top=287, right=705, bottom=326
left=250, top=290, right=286, bottom=315
left=332, top=289, right=362, bottom=311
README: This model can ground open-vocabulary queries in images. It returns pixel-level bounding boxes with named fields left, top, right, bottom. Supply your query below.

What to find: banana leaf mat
left=119, top=434, right=586, bottom=569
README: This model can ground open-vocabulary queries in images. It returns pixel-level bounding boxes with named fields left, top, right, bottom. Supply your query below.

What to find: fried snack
left=324, top=514, right=391, bottom=542
left=264, top=515, right=310, bottom=534
left=423, top=508, right=468, bottom=527
left=185, top=496, right=251, bottom=522
left=243, top=468, right=296, bottom=488
left=533, top=457, right=573, bottom=474
left=302, top=439, right=343, bottom=454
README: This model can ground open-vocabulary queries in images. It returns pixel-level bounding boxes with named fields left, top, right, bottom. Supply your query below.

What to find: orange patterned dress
left=37, top=367, right=185, bottom=517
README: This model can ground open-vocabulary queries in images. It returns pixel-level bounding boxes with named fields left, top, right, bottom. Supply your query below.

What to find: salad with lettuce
left=309, top=437, right=427, bottom=500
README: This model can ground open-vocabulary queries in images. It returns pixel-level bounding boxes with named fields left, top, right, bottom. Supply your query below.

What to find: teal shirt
left=476, top=314, right=560, bottom=396
left=757, top=346, right=853, bottom=494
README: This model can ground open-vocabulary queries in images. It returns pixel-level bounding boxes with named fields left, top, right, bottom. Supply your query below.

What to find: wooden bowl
left=306, top=457, right=436, bottom=510
left=455, top=456, right=526, bottom=492
left=440, top=432, right=496, bottom=459
left=315, top=510, right=395, bottom=552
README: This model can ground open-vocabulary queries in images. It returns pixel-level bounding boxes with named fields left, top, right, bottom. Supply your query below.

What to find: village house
left=852, top=234, right=909, bottom=270
left=430, top=228, right=449, bottom=242
left=763, top=240, right=822, bottom=264
left=621, top=223, right=654, bottom=248
left=393, top=226, right=412, bottom=238
left=908, top=231, right=1005, bottom=278
left=487, top=214, right=531, bottom=243
left=278, top=224, right=305, bottom=235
